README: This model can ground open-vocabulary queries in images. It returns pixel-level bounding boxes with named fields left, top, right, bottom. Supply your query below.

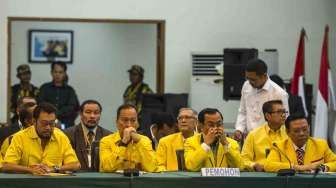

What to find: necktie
left=87, top=130, right=95, bottom=168
left=296, top=148, right=304, bottom=165
left=87, top=130, right=95, bottom=146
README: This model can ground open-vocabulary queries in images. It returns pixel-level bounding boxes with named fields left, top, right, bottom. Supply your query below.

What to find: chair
left=91, top=141, right=100, bottom=172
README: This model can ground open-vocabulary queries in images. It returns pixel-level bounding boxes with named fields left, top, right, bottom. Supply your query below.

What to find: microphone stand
left=272, top=143, right=296, bottom=176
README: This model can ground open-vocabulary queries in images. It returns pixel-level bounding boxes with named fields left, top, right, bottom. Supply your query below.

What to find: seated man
left=99, top=104, right=157, bottom=172
left=241, top=100, right=288, bottom=171
left=0, top=96, right=37, bottom=145
left=265, top=114, right=336, bottom=172
left=184, top=108, right=241, bottom=171
left=2, top=103, right=80, bottom=174
left=150, top=112, right=177, bottom=149
left=65, top=100, right=111, bottom=171
left=156, top=108, right=197, bottom=171
left=1, top=101, right=37, bottom=157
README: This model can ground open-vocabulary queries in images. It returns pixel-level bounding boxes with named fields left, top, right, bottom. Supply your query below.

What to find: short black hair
left=117, top=104, right=137, bottom=120
left=262, top=100, right=283, bottom=121
left=18, top=102, right=35, bottom=127
left=269, top=74, right=284, bottom=88
left=245, top=58, right=268, bottom=76
left=51, top=61, right=67, bottom=72
left=285, top=113, right=307, bottom=130
left=198, top=108, right=223, bottom=124
left=80, top=100, right=102, bottom=113
left=33, top=102, right=57, bottom=120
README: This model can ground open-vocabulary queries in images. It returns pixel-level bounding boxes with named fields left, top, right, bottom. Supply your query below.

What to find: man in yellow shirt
left=2, top=102, right=80, bottom=175
left=99, top=104, right=157, bottom=172
left=156, top=108, right=197, bottom=171
left=265, top=114, right=336, bottom=172
left=241, top=100, right=288, bottom=171
left=185, top=108, right=241, bottom=171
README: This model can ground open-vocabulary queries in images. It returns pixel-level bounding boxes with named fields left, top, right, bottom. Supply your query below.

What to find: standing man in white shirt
left=233, top=59, right=288, bottom=142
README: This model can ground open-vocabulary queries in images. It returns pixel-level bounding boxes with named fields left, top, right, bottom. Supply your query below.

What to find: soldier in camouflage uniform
left=123, top=65, right=153, bottom=116
left=11, top=64, right=39, bottom=116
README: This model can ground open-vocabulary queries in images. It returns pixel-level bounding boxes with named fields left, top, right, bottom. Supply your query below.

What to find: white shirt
left=293, top=143, right=306, bottom=152
left=235, top=78, right=289, bottom=133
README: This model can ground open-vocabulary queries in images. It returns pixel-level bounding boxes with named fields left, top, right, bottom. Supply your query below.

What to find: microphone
left=272, top=143, right=296, bottom=176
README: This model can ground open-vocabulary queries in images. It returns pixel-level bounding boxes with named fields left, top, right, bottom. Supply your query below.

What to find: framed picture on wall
left=28, top=30, right=73, bottom=63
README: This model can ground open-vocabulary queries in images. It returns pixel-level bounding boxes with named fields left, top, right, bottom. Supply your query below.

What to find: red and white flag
left=290, top=28, right=308, bottom=116
left=313, top=25, right=336, bottom=139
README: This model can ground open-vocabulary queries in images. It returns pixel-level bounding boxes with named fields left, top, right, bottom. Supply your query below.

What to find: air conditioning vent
left=192, top=54, right=223, bottom=76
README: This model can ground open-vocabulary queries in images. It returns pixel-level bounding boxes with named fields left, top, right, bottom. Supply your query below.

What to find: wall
left=10, top=21, right=156, bottom=130
left=1, top=0, right=336, bottom=128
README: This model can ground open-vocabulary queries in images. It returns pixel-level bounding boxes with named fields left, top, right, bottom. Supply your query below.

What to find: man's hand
left=232, top=130, right=243, bottom=142
left=253, top=163, right=264, bottom=172
left=294, top=162, right=322, bottom=172
left=29, top=164, right=51, bottom=175
left=204, top=127, right=217, bottom=145
left=130, top=129, right=141, bottom=143
left=216, top=127, right=229, bottom=146
left=122, top=127, right=134, bottom=144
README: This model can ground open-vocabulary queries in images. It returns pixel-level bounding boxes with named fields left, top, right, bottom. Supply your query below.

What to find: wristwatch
left=319, top=164, right=328, bottom=172
left=53, top=165, right=60, bottom=173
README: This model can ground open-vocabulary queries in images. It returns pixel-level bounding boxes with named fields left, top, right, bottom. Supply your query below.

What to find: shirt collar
left=51, top=81, right=66, bottom=88
left=115, top=132, right=123, bottom=145
left=265, top=122, right=283, bottom=134
left=18, top=120, right=23, bottom=129
left=81, top=122, right=97, bottom=136
left=259, top=77, right=271, bottom=91
left=245, top=76, right=270, bottom=93
left=292, top=141, right=306, bottom=151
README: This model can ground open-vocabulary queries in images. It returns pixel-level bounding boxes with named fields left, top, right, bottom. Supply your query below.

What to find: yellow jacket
left=241, top=123, right=287, bottom=171
left=265, top=137, right=336, bottom=172
left=99, top=132, right=157, bottom=172
left=156, top=132, right=184, bottom=171
left=184, top=133, right=241, bottom=171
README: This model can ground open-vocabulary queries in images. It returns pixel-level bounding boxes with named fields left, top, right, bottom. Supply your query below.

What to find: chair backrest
left=91, top=141, right=100, bottom=172
left=176, top=149, right=186, bottom=171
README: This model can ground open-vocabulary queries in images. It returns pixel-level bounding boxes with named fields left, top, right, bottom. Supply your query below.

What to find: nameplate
left=201, top=168, right=240, bottom=177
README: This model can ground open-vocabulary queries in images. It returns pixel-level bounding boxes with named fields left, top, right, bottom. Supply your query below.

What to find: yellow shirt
left=4, top=126, right=79, bottom=167
left=1, top=126, right=25, bottom=158
left=0, top=151, right=3, bottom=169
left=241, top=123, right=287, bottom=171
left=99, top=132, right=157, bottom=172
left=156, top=132, right=184, bottom=171
left=265, top=137, right=336, bottom=172
left=1, top=135, right=13, bottom=158
left=1, top=129, right=25, bottom=158
left=184, top=133, right=241, bottom=171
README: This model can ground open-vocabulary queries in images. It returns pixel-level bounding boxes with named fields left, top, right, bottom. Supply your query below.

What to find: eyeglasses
left=177, top=116, right=195, bottom=121
left=39, top=120, right=57, bottom=127
left=269, top=109, right=288, bottom=115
